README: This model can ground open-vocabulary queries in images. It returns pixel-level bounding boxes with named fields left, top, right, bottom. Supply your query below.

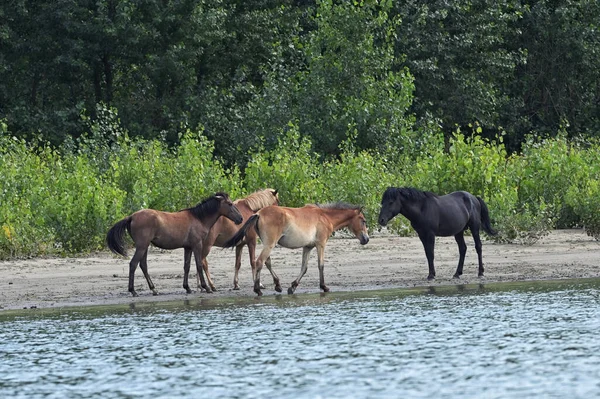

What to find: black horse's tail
left=223, top=214, right=259, bottom=248
left=106, top=216, right=132, bottom=257
left=477, top=197, right=497, bottom=236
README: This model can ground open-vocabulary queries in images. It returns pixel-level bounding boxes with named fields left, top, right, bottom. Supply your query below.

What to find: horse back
left=256, top=205, right=321, bottom=247
left=426, top=191, right=475, bottom=235
left=130, top=208, right=199, bottom=248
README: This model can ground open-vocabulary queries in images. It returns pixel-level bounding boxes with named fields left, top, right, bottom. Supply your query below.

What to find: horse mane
left=315, top=201, right=362, bottom=211
left=382, top=187, right=437, bottom=203
left=186, top=191, right=229, bottom=220
left=239, top=188, right=278, bottom=211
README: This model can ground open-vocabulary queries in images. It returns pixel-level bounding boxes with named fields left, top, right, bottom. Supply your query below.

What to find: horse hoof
left=255, top=290, right=263, bottom=296
left=210, top=287, right=217, bottom=292
left=130, top=291, right=139, bottom=297
left=275, top=285, right=283, bottom=293
left=321, top=286, right=330, bottom=293
left=287, top=287, right=295, bottom=295
left=152, top=291, right=159, bottom=296
left=233, top=286, right=240, bottom=291
left=259, top=283, right=266, bottom=289
left=427, top=275, right=435, bottom=281
left=478, top=273, right=484, bottom=278
left=453, top=274, right=460, bottom=279
left=204, top=288, right=213, bottom=294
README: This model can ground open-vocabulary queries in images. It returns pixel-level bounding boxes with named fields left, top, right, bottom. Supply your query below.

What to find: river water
left=1, top=279, right=599, bottom=398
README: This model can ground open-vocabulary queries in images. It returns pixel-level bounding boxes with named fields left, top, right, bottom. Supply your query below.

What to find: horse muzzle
left=378, top=217, right=388, bottom=226
left=360, top=234, right=369, bottom=245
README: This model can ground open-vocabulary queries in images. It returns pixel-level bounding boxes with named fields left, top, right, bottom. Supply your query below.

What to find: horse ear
left=272, top=189, right=278, bottom=196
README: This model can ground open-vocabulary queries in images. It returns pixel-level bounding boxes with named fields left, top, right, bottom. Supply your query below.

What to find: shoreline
left=1, top=229, right=598, bottom=312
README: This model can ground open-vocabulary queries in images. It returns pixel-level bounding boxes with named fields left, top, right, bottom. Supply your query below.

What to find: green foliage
left=0, top=136, right=56, bottom=258
left=320, top=131, right=396, bottom=229
left=42, top=154, right=125, bottom=252
left=290, top=0, right=415, bottom=155
left=563, top=139, right=600, bottom=239
left=1, top=0, right=599, bottom=166
left=393, top=0, right=526, bottom=140
left=513, top=0, right=600, bottom=140
left=0, top=119, right=243, bottom=258
left=2, top=118, right=600, bottom=258
left=243, top=124, right=323, bottom=207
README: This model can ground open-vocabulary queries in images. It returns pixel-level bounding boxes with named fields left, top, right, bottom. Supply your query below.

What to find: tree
left=205, top=0, right=415, bottom=165
left=393, top=0, right=526, bottom=145
left=513, top=0, right=600, bottom=142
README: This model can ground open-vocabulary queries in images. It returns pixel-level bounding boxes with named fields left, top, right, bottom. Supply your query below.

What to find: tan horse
left=224, top=202, right=369, bottom=296
left=106, top=192, right=243, bottom=296
left=198, top=188, right=280, bottom=291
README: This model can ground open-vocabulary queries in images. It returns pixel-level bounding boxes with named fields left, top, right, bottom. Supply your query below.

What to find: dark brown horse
left=106, top=192, right=243, bottom=296
left=224, top=202, right=369, bottom=296
left=199, top=188, right=280, bottom=291
left=378, top=187, right=497, bottom=280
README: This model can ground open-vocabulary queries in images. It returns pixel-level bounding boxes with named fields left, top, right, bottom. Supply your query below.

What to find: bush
left=2, top=118, right=600, bottom=258
left=243, top=124, right=324, bottom=207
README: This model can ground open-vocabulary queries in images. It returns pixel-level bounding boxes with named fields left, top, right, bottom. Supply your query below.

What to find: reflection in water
left=1, top=280, right=599, bottom=399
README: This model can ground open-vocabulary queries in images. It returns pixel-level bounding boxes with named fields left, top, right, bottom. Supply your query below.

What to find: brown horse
left=198, top=188, right=280, bottom=291
left=224, top=202, right=370, bottom=296
left=106, top=192, right=243, bottom=296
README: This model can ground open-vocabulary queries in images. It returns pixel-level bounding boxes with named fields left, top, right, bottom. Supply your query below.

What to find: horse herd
left=107, top=188, right=496, bottom=297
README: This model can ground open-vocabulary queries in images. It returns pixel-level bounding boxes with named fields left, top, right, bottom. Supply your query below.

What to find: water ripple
left=1, top=284, right=600, bottom=398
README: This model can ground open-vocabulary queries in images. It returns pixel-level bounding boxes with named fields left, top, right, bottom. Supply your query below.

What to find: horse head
left=349, top=208, right=369, bottom=245
left=215, top=193, right=243, bottom=225
left=378, top=187, right=402, bottom=226
left=270, top=189, right=280, bottom=205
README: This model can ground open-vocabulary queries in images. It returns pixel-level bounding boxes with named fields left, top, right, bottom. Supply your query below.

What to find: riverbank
left=1, top=229, right=598, bottom=311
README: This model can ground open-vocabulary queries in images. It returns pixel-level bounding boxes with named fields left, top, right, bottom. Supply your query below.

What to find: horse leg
left=128, top=247, right=147, bottom=297
left=139, top=249, right=158, bottom=295
left=453, top=232, right=467, bottom=279
left=254, top=243, right=276, bottom=296
left=232, top=244, right=244, bottom=290
left=203, top=258, right=217, bottom=292
left=288, top=247, right=312, bottom=294
left=419, top=232, right=436, bottom=280
left=198, top=258, right=208, bottom=289
left=193, top=246, right=212, bottom=293
left=265, top=256, right=282, bottom=293
left=183, top=248, right=193, bottom=294
left=472, top=229, right=484, bottom=277
left=316, top=244, right=329, bottom=293
left=247, top=241, right=267, bottom=290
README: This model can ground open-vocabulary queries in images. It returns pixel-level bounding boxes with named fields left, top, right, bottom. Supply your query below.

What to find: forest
left=1, top=0, right=599, bottom=258
left=2, top=0, right=599, bottom=159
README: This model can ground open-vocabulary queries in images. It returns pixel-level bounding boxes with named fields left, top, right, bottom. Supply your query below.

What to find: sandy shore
left=0, top=229, right=598, bottom=311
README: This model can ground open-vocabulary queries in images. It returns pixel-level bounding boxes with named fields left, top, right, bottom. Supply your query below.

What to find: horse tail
left=106, top=216, right=132, bottom=257
left=223, top=214, right=259, bottom=248
left=477, top=196, right=497, bottom=236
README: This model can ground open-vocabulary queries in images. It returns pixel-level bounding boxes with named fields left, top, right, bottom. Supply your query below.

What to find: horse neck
left=239, top=194, right=277, bottom=212
left=322, top=208, right=356, bottom=231
left=399, top=200, right=422, bottom=221
left=196, top=209, right=224, bottom=229
left=235, top=200, right=254, bottom=214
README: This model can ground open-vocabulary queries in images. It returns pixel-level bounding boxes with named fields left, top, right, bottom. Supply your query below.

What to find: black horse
left=378, top=187, right=497, bottom=280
